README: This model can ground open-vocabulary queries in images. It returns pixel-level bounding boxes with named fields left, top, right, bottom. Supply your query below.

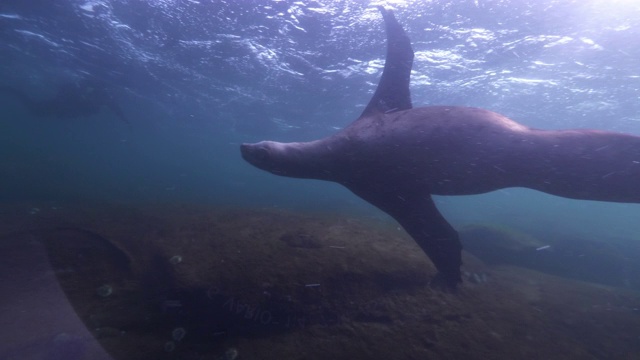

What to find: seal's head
left=241, top=140, right=340, bottom=180
left=240, top=141, right=287, bottom=175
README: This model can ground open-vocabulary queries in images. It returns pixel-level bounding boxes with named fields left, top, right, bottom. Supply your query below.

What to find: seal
left=240, top=7, right=640, bottom=289
left=0, top=78, right=129, bottom=124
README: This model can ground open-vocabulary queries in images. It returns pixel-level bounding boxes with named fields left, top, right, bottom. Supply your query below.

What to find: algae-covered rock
left=8, top=204, right=639, bottom=360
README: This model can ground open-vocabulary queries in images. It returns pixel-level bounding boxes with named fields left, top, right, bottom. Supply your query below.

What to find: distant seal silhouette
left=241, top=7, right=640, bottom=289
left=0, top=78, right=129, bottom=124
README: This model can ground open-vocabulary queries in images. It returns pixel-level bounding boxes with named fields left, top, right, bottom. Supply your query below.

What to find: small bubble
left=164, top=341, right=175, bottom=352
left=224, top=348, right=239, bottom=360
left=169, top=255, right=182, bottom=265
left=96, top=285, right=113, bottom=297
left=171, top=327, right=186, bottom=341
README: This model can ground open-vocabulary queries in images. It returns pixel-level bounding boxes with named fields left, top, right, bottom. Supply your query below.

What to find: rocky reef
left=1, top=203, right=639, bottom=359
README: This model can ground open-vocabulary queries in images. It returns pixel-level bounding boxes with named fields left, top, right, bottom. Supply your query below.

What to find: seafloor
left=1, top=203, right=639, bottom=360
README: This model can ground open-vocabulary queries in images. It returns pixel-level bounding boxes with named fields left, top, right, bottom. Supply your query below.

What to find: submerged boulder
left=460, top=224, right=640, bottom=290
left=5, top=204, right=638, bottom=360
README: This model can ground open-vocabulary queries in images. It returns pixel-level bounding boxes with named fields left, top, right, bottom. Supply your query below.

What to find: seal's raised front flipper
left=352, top=9, right=462, bottom=288
left=346, top=180, right=462, bottom=289
left=242, top=8, right=462, bottom=290
left=359, top=7, right=414, bottom=118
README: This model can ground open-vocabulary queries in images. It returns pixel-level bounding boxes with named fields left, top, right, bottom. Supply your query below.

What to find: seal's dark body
left=241, top=8, right=640, bottom=288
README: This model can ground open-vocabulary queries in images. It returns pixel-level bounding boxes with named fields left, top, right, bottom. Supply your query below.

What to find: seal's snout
left=240, top=143, right=258, bottom=163
left=240, top=142, right=270, bottom=166
left=240, top=143, right=251, bottom=159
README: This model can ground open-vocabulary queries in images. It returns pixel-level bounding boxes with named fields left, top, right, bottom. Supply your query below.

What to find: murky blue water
left=2, top=0, right=639, bottom=242
left=2, top=1, right=640, bottom=358
left=1, top=1, right=639, bottom=235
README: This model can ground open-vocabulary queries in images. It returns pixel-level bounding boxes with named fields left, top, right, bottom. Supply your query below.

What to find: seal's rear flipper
left=359, top=7, right=414, bottom=118
left=346, top=181, right=463, bottom=289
